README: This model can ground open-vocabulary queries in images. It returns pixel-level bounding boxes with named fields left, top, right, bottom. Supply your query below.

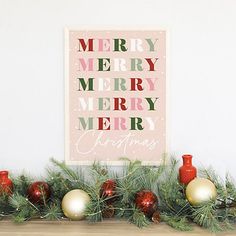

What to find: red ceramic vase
left=179, top=155, right=197, bottom=185
left=0, top=171, right=13, bottom=195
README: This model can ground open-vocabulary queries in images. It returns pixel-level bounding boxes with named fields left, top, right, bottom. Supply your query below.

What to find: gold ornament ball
left=186, top=178, right=217, bottom=206
left=61, top=189, right=90, bottom=220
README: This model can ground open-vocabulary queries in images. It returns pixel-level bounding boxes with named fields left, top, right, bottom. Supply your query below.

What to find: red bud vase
left=179, top=155, right=197, bottom=185
left=0, top=171, right=13, bottom=195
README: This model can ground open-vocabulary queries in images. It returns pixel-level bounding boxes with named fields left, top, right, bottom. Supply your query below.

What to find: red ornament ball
left=100, top=179, right=116, bottom=202
left=27, top=181, right=51, bottom=204
left=135, top=190, right=158, bottom=217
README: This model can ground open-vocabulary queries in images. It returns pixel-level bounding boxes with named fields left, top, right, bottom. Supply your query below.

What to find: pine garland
left=0, top=156, right=236, bottom=232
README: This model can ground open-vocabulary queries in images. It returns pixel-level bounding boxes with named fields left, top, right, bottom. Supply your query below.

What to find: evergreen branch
left=50, top=158, right=80, bottom=181
left=226, top=174, right=236, bottom=201
left=158, top=157, right=191, bottom=216
left=50, top=158, right=90, bottom=192
left=1, top=156, right=236, bottom=232
left=128, top=208, right=150, bottom=228
left=200, top=167, right=226, bottom=198
left=41, top=202, right=63, bottom=220
left=85, top=197, right=105, bottom=222
left=9, top=193, right=39, bottom=222
left=192, top=201, right=223, bottom=232
left=11, top=174, right=32, bottom=196
left=161, top=214, right=192, bottom=231
left=0, top=193, right=14, bottom=216
left=46, top=169, right=72, bottom=199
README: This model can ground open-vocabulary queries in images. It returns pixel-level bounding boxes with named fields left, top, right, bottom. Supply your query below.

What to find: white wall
left=0, top=0, right=236, bottom=178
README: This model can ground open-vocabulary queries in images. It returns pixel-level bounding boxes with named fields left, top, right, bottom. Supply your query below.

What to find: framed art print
left=65, top=29, right=167, bottom=165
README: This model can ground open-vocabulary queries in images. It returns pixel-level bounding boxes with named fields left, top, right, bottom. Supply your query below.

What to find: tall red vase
left=0, top=170, right=13, bottom=195
left=179, top=155, right=197, bottom=185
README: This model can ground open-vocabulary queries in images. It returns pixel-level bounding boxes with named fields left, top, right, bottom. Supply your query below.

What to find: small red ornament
left=135, top=190, right=158, bottom=217
left=0, top=171, right=13, bottom=195
left=27, top=181, right=51, bottom=204
left=102, top=205, right=115, bottom=218
left=152, top=211, right=161, bottom=224
left=179, top=154, right=197, bottom=185
left=100, top=179, right=116, bottom=203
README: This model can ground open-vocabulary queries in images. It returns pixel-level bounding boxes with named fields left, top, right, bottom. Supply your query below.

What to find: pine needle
left=128, top=208, right=150, bottom=228
left=161, top=214, right=192, bottom=231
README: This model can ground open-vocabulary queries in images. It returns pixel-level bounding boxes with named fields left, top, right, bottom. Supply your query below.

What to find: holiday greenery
left=1, top=156, right=236, bottom=233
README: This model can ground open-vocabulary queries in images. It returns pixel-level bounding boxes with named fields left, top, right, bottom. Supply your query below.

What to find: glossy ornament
left=186, top=178, right=217, bottom=206
left=100, top=179, right=116, bottom=203
left=135, top=190, right=158, bottom=217
left=179, top=154, right=197, bottom=185
left=61, top=189, right=91, bottom=220
left=152, top=211, right=161, bottom=224
left=102, top=205, right=115, bottom=218
left=0, top=171, right=13, bottom=195
left=27, top=181, right=51, bottom=204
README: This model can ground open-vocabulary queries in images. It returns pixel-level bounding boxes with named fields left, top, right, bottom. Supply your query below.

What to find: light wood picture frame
left=65, top=28, right=168, bottom=165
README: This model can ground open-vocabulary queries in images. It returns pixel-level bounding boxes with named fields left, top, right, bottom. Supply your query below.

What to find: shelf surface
left=0, top=220, right=235, bottom=236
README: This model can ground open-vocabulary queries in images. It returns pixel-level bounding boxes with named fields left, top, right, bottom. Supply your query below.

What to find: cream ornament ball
left=186, top=178, right=217, bottom=206
left=61, top=189, right=91, bottom=220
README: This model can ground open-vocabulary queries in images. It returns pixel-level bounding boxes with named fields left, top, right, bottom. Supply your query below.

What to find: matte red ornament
left=27, top=181, right=51, bottom=204
left=135, top=190, right=158, bottom=217
left=100, top=179, right=116, bottom=203
left=0, top=171, right=13, bottom=195
left=179, top=154, right=197, bottom=185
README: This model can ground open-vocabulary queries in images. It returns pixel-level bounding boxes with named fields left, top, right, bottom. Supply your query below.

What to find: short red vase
left=179, top=155, right=197, bottom=185
left=0, top=171, right=13, bottom=195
